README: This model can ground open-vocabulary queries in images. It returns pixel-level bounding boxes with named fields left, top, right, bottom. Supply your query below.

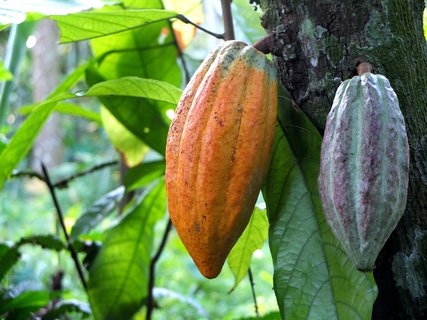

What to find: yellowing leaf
left=164, top=0, right=204, bottom=49
left=101, top=107, right=148, bottom=168
left=227, top=206, right=268, bottom=291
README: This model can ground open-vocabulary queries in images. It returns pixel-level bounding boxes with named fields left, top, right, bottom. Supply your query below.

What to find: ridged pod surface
left=166, top=40, right=278, bottom=278
left=318, top=72, right=409, bottom=271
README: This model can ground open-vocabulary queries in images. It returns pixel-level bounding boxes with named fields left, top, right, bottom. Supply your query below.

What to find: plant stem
left=248, top=268, right=259, bottom=317
left=357, top=62, right=374, bottom=75
left=176, top=14, right=224, bottom=40
left=146, top=219, right=173, bottom=320
left=253, top=35, right=274, bottom=55
left=220, top=0, right=235, bottom=41
left=41, top=163, right=88, bottom=292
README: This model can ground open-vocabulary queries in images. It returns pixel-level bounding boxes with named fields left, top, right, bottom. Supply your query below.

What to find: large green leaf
left=227, top=207, right=268, bottom=291
left=263, top=95, right=378, bottom=319
left=52, top=9, right=177, bottom=43
left=89, top=0, right=182, bottom=156
left=88, top=179, right=166, bottom=320
left=85, top=76, right=182, bottom=105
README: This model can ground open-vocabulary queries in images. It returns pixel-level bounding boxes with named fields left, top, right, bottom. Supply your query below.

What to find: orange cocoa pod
left=166, top=40, right=278, bottom=278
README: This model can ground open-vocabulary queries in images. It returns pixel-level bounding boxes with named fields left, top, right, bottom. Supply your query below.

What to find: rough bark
left=259, top=0, right=427, bottom=318
left=31, top=19, right=63, bottom=171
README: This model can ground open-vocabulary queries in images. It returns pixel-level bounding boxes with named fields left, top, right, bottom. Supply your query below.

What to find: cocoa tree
left=258, top=0, right=427, bottom=318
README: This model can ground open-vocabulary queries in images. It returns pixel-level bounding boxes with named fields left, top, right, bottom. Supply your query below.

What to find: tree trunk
left=259, top=0, right=427, bottom=318
left=31, top=19, right=63, bottom=171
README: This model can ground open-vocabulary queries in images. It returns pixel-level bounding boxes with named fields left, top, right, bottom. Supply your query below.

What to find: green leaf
left=88, top=0, right=181, bottom=156
left=101, top=107, right=148, bottom=167
left=17, top=234, right=66, bottom=251
left=0, top=92, right=73, bottom=189
left=52, top=9, right=177, bottom=43
left=0, top=290, right=49, bottom=316
left=19, top=102, right=102, bottom=124
left=232, top=0, right=266, bottom=44
left=0, top=244, right=20, bottom=281
left=18, top=102, right=102, bottom=124
left=85, top=69, right=175, bottom=156
left=70, top=186, right=125, bottom=241
left=0, top=136, right=7, bottom=154
left=0, top=60, right=90, bottom=190
left=0, top=97, right=62, bottom=185
left=0, top=60, right=178, bottom=190
left=227, top=207, right=268, bottom=291
left=88, top=180, right=166, bottom=320
left=85, top=76, right=182, bottom=105
left=263, top=93, right=378, bottom=319
left=41, top=300, right=90, bottom=320
left=124, top=160, right=165, bottom=191
left=55, top=102, right=101, bottom=123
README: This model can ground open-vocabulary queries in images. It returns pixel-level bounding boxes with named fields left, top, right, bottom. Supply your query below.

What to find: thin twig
left=248, top=268, right=259, bottom=318
left=41, top=163, right=88, bottom=292
left=10, top=160, right=118, bottom=188
left=176, top=14, right=224, bottom=40
left=10, top=170, right=45, bottom=182
left=220, top=0, right=235, bottom=41
left=146, top=219, right=173, bottom=320
left=53, top=160, right=118, bottom=189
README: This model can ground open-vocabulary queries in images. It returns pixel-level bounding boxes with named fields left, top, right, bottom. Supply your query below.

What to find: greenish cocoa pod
left=318, top=71, right=409, bottom=271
